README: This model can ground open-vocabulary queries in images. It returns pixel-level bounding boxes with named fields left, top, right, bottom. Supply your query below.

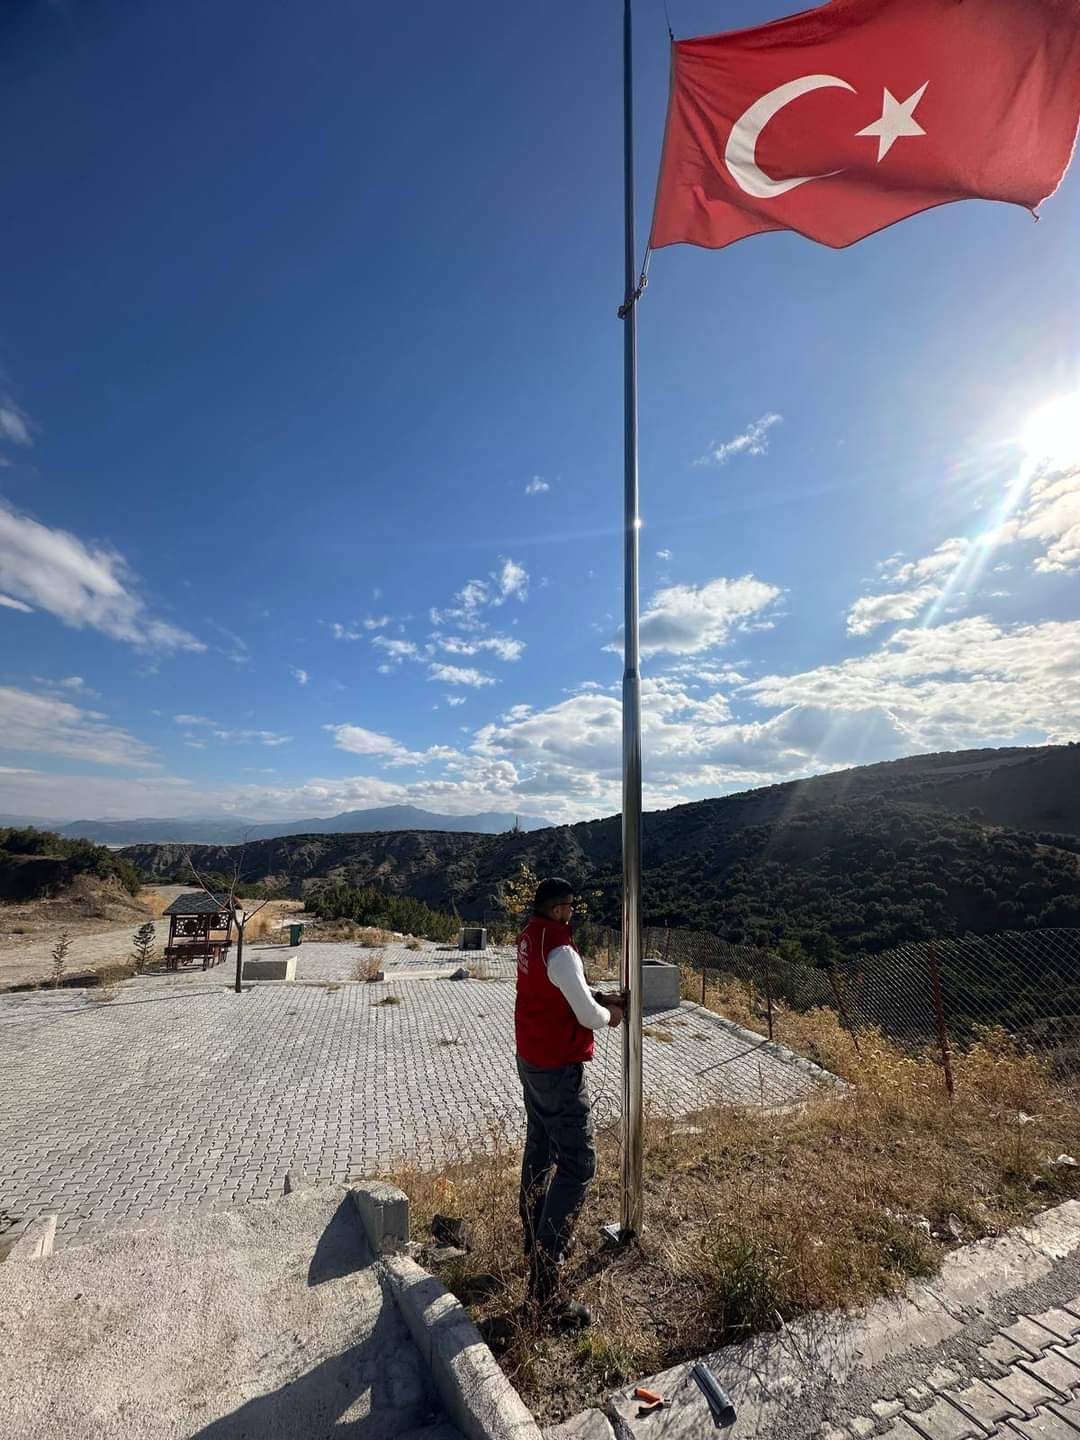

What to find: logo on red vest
left=516, top=934, right=530, bottom=974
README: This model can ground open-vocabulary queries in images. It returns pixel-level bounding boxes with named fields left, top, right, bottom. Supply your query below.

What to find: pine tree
left=50, top=931, right=71, bottom=989
left=132, top=921, right=157, bottom=973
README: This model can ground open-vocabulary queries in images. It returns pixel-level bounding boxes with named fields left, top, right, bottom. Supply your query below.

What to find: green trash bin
left=289, top=923, right=304, bottom=947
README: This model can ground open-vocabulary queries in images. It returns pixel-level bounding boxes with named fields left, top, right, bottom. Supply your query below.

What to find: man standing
left=515, top=877, right=624, bottom=1327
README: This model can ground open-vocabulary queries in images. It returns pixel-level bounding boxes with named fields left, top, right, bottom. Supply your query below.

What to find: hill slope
left=120, top=744, right=1080, bottom=957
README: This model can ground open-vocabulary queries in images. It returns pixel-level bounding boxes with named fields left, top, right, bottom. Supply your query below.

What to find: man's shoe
left=543, top=1298, right=592, bottom=1332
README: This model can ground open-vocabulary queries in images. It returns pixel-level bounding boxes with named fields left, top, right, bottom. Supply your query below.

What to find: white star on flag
left=856, top=83, right=929, bottom=161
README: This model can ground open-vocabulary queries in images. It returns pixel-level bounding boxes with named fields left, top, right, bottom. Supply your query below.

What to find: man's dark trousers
left=517, top=1056, right=597, bottom=1302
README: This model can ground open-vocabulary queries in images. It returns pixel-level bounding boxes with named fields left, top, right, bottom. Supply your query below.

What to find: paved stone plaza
left=0, top=939, right=831, bottom=1248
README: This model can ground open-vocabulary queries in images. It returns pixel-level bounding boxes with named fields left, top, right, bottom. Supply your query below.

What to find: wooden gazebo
left=162, top=892, right=235, bottom=971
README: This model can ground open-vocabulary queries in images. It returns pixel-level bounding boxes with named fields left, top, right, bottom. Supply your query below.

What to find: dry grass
left=312, top=920, right=397, bottom=946
left=383, top=1006, right=1080, bottom=1422
left=355, top=951, right=386, bottom=983
left=139, top=891, right=170, bottom=920
left=241, top=900, right=304, bottom=944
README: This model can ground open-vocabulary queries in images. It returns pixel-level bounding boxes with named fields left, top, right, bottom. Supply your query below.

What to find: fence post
left=764, top=950, right=774, bottom=1042
left=827, top=966, right=861, bottom=1056
left=927, top=940, right=956, bottom=1100
left=664, top=924, right=672, bottom=962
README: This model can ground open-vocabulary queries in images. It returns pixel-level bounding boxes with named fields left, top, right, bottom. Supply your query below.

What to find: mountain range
left=0, top=805, right=550, bottom=847
left=119, top=744, right=1080, bottom=957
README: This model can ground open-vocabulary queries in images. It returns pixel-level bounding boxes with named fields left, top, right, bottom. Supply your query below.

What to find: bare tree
left=184, top=838, right=277, bottom=994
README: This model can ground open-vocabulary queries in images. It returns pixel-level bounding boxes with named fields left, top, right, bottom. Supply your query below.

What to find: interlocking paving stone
left=990, top=1366, right=1062, bottom=1417
left=1023, top=1353, right=1080, bottom=1397
left=1006, top=1402, right=1080, bottom=1439
left=903, top=1397, right=985, bottom=1440
left=984, top=1337, right=1040, bottom=1373
left=1032, top=1312, right=1080, bottom=1343
left=0, top=945, right=832, bottom=1242
left=947, top=1377, right=1021, bottom=1429
left=1006, top=1318, right=1068, bottom=1357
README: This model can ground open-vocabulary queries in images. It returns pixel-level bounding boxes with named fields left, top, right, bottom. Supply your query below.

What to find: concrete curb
left=8, top=1214, right=57, bottom=1260
left=383, top=1253, right=544, bottom=1440
left=350, top=1180, right=410, bottom=1255
left=678, top=1000, right=845, bottom=1093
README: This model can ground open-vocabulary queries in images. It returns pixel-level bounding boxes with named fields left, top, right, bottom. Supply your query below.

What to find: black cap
left=533, top=877, right=574, bottom=914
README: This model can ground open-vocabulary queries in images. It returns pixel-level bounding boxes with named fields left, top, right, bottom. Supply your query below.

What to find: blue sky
left=1, top=0, right=1078, bottom=827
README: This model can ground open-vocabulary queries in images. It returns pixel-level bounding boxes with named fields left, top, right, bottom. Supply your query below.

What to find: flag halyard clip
left=617, top=266, right=649, bottom=320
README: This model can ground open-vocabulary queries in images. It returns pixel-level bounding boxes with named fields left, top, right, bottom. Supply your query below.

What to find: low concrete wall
left=641, top=959, right=680, bottom=1011
left=242, top=954, right=297, bottom=982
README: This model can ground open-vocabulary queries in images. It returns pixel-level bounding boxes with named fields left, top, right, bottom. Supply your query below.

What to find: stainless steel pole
left=620, top=0, right=644, bottom=1239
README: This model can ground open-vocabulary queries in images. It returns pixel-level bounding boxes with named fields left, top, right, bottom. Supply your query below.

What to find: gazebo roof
left=163, top=892, right=231, bottom=916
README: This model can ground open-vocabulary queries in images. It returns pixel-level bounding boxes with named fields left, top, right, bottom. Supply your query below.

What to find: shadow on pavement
left=192, top=1206, right=439, bottom=1440
left=308, top=1195, right=369, bottom=1287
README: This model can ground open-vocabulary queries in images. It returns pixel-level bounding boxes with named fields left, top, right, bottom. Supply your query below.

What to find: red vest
left=514, top=915, right=595, bottom=1067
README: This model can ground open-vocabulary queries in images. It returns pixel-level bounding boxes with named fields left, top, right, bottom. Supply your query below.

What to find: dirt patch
left=0, top=880, right=175, bottom=988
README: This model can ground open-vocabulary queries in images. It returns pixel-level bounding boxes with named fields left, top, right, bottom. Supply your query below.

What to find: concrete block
left=545, top=1408, right=615, bottom=1440
left=351, top=1180, right=410, bottom=1255
left=9, top=1214, right=57, bottom=1260
left=641, top=959, right=680, bottom=1011
left=242, top=954, right=297, bottom=981
left=385, top=1254, right=543, bottom=1440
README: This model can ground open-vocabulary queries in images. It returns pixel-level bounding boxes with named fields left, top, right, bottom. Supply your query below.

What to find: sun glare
left=1022, top=392, right=1080, bottom=470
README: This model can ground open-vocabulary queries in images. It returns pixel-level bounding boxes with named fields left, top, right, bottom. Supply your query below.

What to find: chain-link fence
left=573, top=921, right=1080, bottom=1088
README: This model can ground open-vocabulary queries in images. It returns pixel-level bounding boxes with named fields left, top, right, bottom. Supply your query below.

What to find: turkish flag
left=649, top=0, right=1080, bottom=250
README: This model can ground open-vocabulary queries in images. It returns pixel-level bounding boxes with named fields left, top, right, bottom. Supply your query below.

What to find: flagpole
left=619, top=0, right=644, bottom=1239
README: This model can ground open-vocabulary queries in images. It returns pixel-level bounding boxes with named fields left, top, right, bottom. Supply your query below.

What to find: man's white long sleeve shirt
left=545, top=945, right=611, bottom=1030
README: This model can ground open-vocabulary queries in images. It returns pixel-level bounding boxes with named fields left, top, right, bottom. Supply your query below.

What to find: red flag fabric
left=649, top=0, right=1080, bottom=251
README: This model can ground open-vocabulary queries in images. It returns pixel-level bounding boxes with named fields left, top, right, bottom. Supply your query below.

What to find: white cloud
left=525, top=477, right=550, bottom=495
left=328, top=622, right=362, bottom=642
left=0, top=593, right=33, bottom=612
left=324, top=722, right=460, bottom=769
left=373, top=636, right=422, bottom=667
left=324, top=724, right=404, bottom=758
left=1014, top=463, right=1080, bottom=573
left=439, top=634, right=524, bottom=662
left=496, top=556, right=529, bottom=602
left=291, top=667, right=310, bottom=686
left=0, top=685, right=157, bottom=768
left=364, top=615, right=392, bottom=630
left=0, top=397, right=32, bottom=447
left=0, top=502, right=204, bottom=652
left=611, top=575, right=781, bottom=657
left=695, top=413, right=782, bottom=467
left=428, top=663, right=497, bottom=688
left=745, top=615, right=1080, bottom=752
left=446, top=696, right=467, bottom=707
left=846, top=584, right=940, bottom=636
left=172, top=713, right=290, bottom=747
left=656, top=549, right=672, bottom=561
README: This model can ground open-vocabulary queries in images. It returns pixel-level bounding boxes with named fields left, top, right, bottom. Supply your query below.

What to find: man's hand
left=606, top=1001, right=626, bottom=1027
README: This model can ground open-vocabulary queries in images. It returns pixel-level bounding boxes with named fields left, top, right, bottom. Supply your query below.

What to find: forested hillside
left=119, top=744, right=1080, bottom=958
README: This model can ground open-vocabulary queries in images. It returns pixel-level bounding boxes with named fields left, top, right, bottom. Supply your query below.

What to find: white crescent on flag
left=724, top=74, right=855, bottom=198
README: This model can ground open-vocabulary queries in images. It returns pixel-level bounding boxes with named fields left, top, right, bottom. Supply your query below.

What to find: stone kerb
left=384, top=1253, right=544, bottom=1440
left=350, top=1180, right=410, bottom=1255
left=8, top=1214, right=57, bottom=1260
